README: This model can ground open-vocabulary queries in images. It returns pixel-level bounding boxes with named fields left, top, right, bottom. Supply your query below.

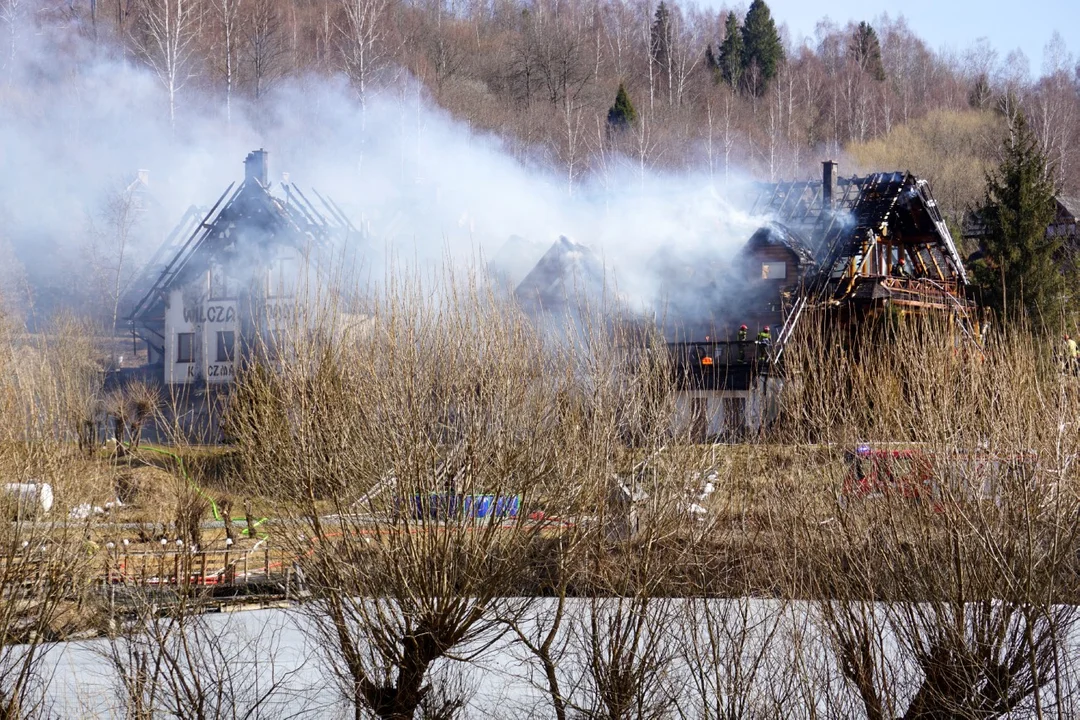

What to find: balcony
left=665, top=341, right=771, bottom=392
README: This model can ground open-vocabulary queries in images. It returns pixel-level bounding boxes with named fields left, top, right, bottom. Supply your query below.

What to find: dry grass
left=5, top=271, right=1080, bottom=717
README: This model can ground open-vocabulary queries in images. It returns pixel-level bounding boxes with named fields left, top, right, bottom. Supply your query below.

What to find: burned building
left=754, top=162, right=970, bottom=330
left=513, top=236, right=607, bottom=317
left=963, top=194, right=1080, bottom=255
left=494, top=162, right=973, bottom=441
left=669, top=161, right=974, bottom=441
left=124, top=149, right=357, bottom=386
left=729, top=223, right=817, bottom=333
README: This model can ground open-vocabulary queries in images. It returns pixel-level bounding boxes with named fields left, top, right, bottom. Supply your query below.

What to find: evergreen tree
left=649, top=3, right=672, bottom=68
left=718, top=12, right=743, bottom=90
left=972, top=112, right=1067, bottom=329
left=850, top=21, right=886, bottom=82
left=740, top=0, right=783, bottom=95
left=705, top=43, right=720, bottom=83
left=606, top=83, right=637, bottom=130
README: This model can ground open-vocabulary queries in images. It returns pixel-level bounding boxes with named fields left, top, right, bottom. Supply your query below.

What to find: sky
left=725, top=0, right=1079, bottom=77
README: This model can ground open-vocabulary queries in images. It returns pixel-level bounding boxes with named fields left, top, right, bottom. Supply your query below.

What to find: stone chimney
left=244, top=149, right=269, bottom=186
left=822, top=160, right=838, bottom=208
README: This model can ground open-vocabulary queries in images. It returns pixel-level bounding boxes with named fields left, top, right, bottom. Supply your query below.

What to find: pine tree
left=972, top=112, right=1067, bottom=329
left=650, top=2, right=672, bottom=104
left=850, top=21, right=886, bottom=82
left=705, top=43, right=720, bottom=83
left=606, top=83, right=637, bottom=131
left=649, top=3, right=672, bottom=68
left=740, top=0, right=783, bottom=95
left=718, top=12, right=743, bottom=90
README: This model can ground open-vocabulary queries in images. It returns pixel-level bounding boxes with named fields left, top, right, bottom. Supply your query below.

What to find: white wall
left=163, top=250, right=301, bottom=385
left=675, top=376, right=785, bottom=439
left=164, top=287, right=239, bottom=385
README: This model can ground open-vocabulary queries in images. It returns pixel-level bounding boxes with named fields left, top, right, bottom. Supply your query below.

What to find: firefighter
left=737, top=325, right=748, bottom=342
left=756, top=325, right=771, bottom=359
left=891, top=256, right=910, bottom=278
left=737, top=324, right=748, bottom=361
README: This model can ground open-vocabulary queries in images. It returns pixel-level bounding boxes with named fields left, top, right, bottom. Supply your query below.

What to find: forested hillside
left=5, top=0, right=1078, bottom=195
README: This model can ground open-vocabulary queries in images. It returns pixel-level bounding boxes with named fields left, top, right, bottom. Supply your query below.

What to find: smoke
left=0, top=11, right=766, bottom=329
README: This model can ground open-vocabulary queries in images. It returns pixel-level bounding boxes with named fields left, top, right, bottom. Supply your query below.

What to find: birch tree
left=243, top=0, right=287, bottom=101
left=210, top=0, right=242, bottom=123
left=132, top=0, right=199, bottom=130
left=338, top=0, right=392, bottom=107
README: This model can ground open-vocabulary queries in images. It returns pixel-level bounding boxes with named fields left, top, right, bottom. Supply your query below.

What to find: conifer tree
left=972, top=112, right=1069, bottom=329
left=718, top=12, right=743, bottom=90
left=740, top=0, right=783, bottom=95
left=606, top=83, right=637, bottom=131
left=649, top=3, right=672, bottom=69
left=705, top=43, right=720, bottom=83
left=649, top=2, right=673, bottom=104
left=850, top=21, right=886, bottom=82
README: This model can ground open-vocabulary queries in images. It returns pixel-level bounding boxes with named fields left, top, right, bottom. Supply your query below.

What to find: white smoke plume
left=0, top=13, right=766, bottom=327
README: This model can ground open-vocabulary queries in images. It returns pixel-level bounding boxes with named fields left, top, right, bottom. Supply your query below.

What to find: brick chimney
left=822, top=160, right=838, bottom=208
left=244, top=149, right=269, bottom=186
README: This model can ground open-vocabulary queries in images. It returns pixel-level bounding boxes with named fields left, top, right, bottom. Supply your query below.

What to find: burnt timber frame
left=126, top=175, right=359, bottom=364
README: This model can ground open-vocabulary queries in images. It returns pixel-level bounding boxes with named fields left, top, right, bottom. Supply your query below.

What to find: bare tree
left=338, top=0, right=392, bottom=108
left=226, top=272, right=598, bottom=720
left=130, top=0, right=200, bottom=129
left=0, top=0, right=21, bottom=81
left=0, top=316, right=102, bottom=719
left=784, top=315, right=1080, bottom=719
left=242, top=0, right=288, bottom=101
left=103, top=595, right=310, bottom=719
left=81, top=180, right=143, bottom=377
left=209, top=0, right=242, bottom=122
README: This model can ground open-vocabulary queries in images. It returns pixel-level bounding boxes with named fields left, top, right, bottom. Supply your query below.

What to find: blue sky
left=708, top=0, right=1079, bottom=78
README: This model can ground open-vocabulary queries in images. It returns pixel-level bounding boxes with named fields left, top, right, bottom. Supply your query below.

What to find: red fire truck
left=841, top=444, right=1032, bottom=507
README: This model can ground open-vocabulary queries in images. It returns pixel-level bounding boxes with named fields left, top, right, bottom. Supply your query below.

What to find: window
left=267, top=257, right=297, bottom=298
left=176, top=333, right=195, bottom=363
left=216, top=331, right=236, bottom=363
left=209, top=265, right=238, bottom=300
left=761, top=262, right=787, bottom=280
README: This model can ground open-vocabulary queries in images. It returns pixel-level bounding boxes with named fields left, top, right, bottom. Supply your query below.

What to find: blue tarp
left=408, top=493, right=521, bottom=520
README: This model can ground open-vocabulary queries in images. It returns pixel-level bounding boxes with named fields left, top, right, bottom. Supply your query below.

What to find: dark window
left=177, top=333, right=195, bottom=363
left=217, top=331, right=235, bottom=363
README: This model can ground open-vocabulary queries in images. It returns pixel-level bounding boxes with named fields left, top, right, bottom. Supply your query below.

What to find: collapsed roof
left=741, top=222, right=816, bottom=268
left=487, top=235, right=549, bottom=289
left=514, top=236, right=607, bottom=315
left=125, top=150, right=358, bottom=358
left=751, top=168, right=968, bottom=287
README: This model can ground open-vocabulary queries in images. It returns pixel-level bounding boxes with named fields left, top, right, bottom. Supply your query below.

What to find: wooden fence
left=102, top=545, right=293, bottom=588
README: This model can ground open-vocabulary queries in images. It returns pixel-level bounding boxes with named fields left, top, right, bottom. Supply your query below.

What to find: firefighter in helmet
left=737, top=324, right=748, bottom=361
left=737, top=325, right=748, bottom=342
left=756, top=325, right=771, bottom=359
left=891, top=256, right=910, bottom=278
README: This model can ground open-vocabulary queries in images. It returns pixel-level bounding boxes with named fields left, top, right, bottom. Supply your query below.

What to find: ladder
left=772, top=294, right=809, bottom=363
